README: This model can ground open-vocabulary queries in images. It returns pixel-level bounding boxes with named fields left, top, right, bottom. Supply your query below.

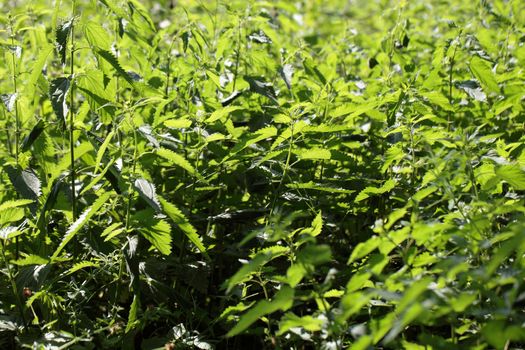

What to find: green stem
left=0, top=241, right=27, bottom=327
left=447, top=31, right=461, bottom=132
left=232, top=17, right=242, bottom=91
left=10, top=39, right=19, bottom=166
left=9, top=17, right=21, bottom=261
left=125, top=121, right=138, bottom=231
left=69, top=3, right=77, bottom=221
left=269, top=120, right=294, bottom=218
left=113, top=115, right=138, bottom=317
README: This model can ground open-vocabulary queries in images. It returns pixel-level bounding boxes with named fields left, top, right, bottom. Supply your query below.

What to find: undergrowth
left=1, top=0, right=525, bottom=349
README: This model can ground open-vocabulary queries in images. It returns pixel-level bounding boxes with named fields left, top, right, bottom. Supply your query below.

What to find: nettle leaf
left=228, top=126, right=278, bottom=156
left=225, top=245, right=289, bottom=293
left=420, top=91, right=454, bottom=112
left=355, top=179, right=396, bottom=202
left=134, top=178, right=162, bottom=213
left=76, top=70, right=117, bottom=123
left=26, top=45, right=53, bottom=98
left=469, top=56, right=499, bottom=94
left=482, top=320, right=525, bottom=349
left=94, top=130, right=115, bottom=174
left=303, top=58, right=327, bottom=85
left=0, top=199, right=34, bottom=212
left=244, top=76, right=278, bottom=103
left=7, top=45, right=22, bottom=58
left=138, top=124, right=159, bottom=148
left=52, top=191, right=112, bottom=259
left=279, top=64, right=294, bottom=90
left=158, top=196, right=209, bottom=259
left=300, top=211, right=323, bottom=237
left=248, top=30, right=272, bottom=44
left=286, top=182, right=353, bottom=194
left=221, top=90, right=243, bottom=107
left=277, top=312, right=324, bottom=335
left=156, top=147, right=197, bottom=176
left=84, top=21, right=111, bottom=50
left=99, top=0, right=128, bottom=19
left=227, top=285, right=295, bottom=337
left=37, top=174, right=65, bottom=232
left=294, top=148, right=332, bottom=160
left=456, top=80, right=487, bottom=102
left=206, top=106, right=243, bottom=124
left=1, top=93, right=17, bottom=112
left=164, top=118, right=192, bottom=129
left=21, top=120, right=46, bottom=152
left=126, top=294, right=141, bottom=333
left=0, top=226, right=22, bottom=240
left=49, top=77, right=70, bottom=126
left=56, top=19, right=73, bottom=64
left=495, top=164, right=525, bottom=190
left=132, top=209, right=172, bottom=255
left=95, top=48, right=135, bottom=86
left=297, top=245, right=332, bottom=265
left=100, top=222, right=125, bottom=241
left=64, top=261, right=98, bottom=276
left=6, top=166, right=41, bottom=200
left=13, top=254, right=49, bottom=266
left=128, top=0, right=156, bottom=32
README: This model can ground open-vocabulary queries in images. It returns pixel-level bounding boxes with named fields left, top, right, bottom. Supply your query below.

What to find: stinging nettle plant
left=0, top=0, right=525, bottom=349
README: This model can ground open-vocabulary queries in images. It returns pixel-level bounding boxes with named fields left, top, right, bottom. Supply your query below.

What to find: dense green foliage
left=1, top=0, right=525, bottom=348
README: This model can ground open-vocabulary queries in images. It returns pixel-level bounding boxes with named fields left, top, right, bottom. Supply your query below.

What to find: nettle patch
left=1, top=0, right=525, bottom=349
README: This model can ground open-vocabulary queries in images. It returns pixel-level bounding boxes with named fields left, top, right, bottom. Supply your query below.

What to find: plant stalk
left=69, top=3, right=77, bottom=221
left=0, top=241, right=27, bottom=327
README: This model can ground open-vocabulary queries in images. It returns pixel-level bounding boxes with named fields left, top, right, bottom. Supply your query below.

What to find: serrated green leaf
left=226, top=245, right=289, bottom=293
left=99, top=0, right=128, bottom=19
left=286, top=181, right=353, bottom=194
left=49, top=77, right=70, bottom=126
left=26, top=45, right=52, bottom=98
left=295, top=148, right=331, bottom=160
left=324, top=289, right=344, bottom=298
left=134, top=178, right=162, bottom=213
left=6, top=166, right=41, bottom=201
left=66, top=261, right=99, bottom=275
left=277, top=312, right=324, bottom=335
left=0, top=199, right=34, bottom=212
left=93, top=130, right=115, bottom=174
left=126, top=294, right=141, bottom=333
left=228, top=126, right=277, bottom=157
left=244, top=76, right=278, bottom=103
left=13, top=254, right=49, bottom=266
left=21, top=120, right=45, bottom=152
left=164, top=118, right=192, bottom=129
left=227, top=286, right=294, bottom=337
left=84, top=21, right=111, bottom=50
left=158, top=196, right=209, bottom=259
left=156, top=147, right=197, bottom=176
left=495, top=164, right=525, bottom=190
left=52, top=192, right=112, bottom=259
left=206, top=106, right=243, bottom=123
left=297, top=244, right=332, bottom=265
left=56, top=19, right=72, bottom=64
left=76, top=70, right=117, bottom=123
left=132, top=210, right=172, bottom=255
left=355, top=179, right=396, bottom=202
left=100, top=222, right=125, bottom=241
left=95, top=48, right=135, bottom=86
left=420, top=91, right=454, bottom=112
left=300, top=211, right=323, bottom=237
left=470, top=56, right=499, bottom=94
